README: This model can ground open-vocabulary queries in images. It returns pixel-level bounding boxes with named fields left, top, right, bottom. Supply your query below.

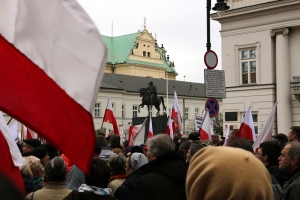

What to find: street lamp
left=206, top=0, right=230, bottom=51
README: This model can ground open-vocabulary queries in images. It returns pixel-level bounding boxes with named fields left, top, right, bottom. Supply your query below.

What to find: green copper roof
left=102, top=33, right=178, bottom=74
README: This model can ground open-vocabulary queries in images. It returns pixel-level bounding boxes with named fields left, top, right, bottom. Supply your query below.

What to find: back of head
left=190, top=142, right=204, bottom=157
left=259, top=141, right=281, bottom=166
left=227, top=138, right=254, bottom=154
left=110, top=135, right=121, bottom=149
left=24, top=156, right=43, bottom=179
left=97, top=135, right=107, bottom=148
left=44, top=156, right=66, bottom=182
left=147, top=134, right=175, bottom=158
left=42, top=143, right=59, bottom=159
left=108, top=154, right=126, bottom=175
left=131, top=146, right=143, bottom=154
left=32, top=146, right=48, bottom=160
left=130, top=153, right=148, bottom=171
left=86, top=159, right=111, bottom=188
left=186, top=146, right=273, bottom=200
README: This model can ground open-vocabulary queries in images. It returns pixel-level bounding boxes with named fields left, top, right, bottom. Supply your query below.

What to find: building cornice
left=212, top=0, right=300, bottom=23
left=226, top=83, right=276, bottom=91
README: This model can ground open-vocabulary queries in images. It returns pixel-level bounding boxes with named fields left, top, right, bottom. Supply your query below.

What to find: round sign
left=204, top=50, right=218, bottom=69
left=205, top=98, right=219, bottom=117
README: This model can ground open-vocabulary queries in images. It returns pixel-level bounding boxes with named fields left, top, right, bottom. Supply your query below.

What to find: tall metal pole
left=166, top=70, right=168, bottom=114
left=206, top=0, right=211, bottom=51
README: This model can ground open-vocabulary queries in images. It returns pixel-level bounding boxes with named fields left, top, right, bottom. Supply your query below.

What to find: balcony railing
left=291, top=76, right=300, bottom=101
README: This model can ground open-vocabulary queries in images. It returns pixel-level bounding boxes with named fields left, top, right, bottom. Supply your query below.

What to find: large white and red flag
left=9, top=120, right=19, bottom=143
left=0, top=0, right=107, bottom=173
left=237, top=107, right=256, bottom=142
left=223, top=124, right=230, bottom=146
left=103, top=97, right=119, bottom=135
left=0, top=112, right=25, bottom=195
left=252, top=102, right=278, bottom=150
left=198, top=109, right=213, bottom=141
left=128, top=119, right=147, bottom=146
left=165, top=109, right=174, bottom=139
left=148, top=116, right=153, bottom=139
left=171, top=91, right=183, bottom=136
left=22, top=124, right=39, bottom=140
left=105, top=121, right=110, bottom=138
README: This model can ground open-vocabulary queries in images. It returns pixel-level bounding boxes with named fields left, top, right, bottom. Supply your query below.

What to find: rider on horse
left=147, top=81, right=157, bottom=106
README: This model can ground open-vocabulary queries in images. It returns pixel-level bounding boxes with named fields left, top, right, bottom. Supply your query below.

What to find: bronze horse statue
left=138, top=88, right=166, bottom=116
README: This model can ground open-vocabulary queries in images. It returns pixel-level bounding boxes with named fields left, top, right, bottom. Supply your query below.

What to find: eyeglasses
left=124, top=165, right=130, bottom=169
left=255, top=152, right=263, bottom=156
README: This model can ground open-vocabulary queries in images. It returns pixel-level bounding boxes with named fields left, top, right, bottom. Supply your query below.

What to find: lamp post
left=206, top=0, right=230, bottom=51
left=165, top=70, right=168, bottom=114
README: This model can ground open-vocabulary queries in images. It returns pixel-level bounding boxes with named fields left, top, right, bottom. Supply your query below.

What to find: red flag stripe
left=0, top=35, right=94, bottom=174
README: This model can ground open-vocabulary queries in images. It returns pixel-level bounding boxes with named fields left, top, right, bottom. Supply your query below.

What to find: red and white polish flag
left=237, top=107, right=256, bottom=142
left=171, top=91, right=183, bottom=136
left=148, top=116, right=153, bottom=139
left=165, top=109, right=174, bottom=139
left=128, top=118, right=147, bottom=146
left=103, top=97, right=119, bottom=135
left=0, top=0, right=107, bottom=174
left=223, top=124, right=230, bottom=146
left=252, top=102, right=278, bottom=150
left=0, top=112, right=25, bottom=195
left=199, top=109, right=213, bottom=141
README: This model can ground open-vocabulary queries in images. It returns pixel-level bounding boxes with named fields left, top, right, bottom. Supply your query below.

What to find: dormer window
left=147, top=52, right=151, bottom=57
left=143, top=51, right=146, bottom=56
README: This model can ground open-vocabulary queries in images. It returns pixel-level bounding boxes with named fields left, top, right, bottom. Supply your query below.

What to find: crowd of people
left=2, top=126, right=300, bottom=200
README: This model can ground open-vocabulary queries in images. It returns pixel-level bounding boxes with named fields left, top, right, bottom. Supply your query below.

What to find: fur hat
left=32, top=146, right=48, bottom=160
left=186, top=146, right=273, bottom=200
left=130, top=153, right=148, bottom=171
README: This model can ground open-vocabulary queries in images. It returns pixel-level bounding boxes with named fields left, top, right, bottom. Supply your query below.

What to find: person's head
left=21, top=158, right=33, bottom=179
left=188, top=132, right=200, bottom=141
left=111, top=148, right=124, bottom=155
left=22, top=139, right=41, bottom=154
left=147, top=134, right=175, bottom=161
left=32, top=146, right=49, bottom=166
left=227, top=138, right=254, bottom=154
left=131, top=146, right=143, bottom=154
left=44, top=156, right=66, bottom=182
left=211, top=134, right=220, bottom=146
left=187, top=142, right=203, bottom=163
left=227, top=129, right=238, bottom=144
left=110, top=135, right=121, bottom=149
left=272, top=133, right=287, bottom=146
left=186, top=146, right=273, bottom=200
left=94, top=137, right=102, bottom=158
left=97, top=135, right=107, bottom=149
left=108, top=154, right=126, bottom=175
left=179, top=140, right=191, bottom=161
left=125, top=153, right=148, bottom=176
left=24, top=156, right=43, bottom=179
left=42, top=143, right=59, bottom=159
left=85, top=159, right=111, bottom=188
left=148, top=81, right=153, bottom=86
left=287, top=126, right=300, bottom=142
left=279, top=142, right=300, bottom=174
left=255, top=141, right=281, bottom=166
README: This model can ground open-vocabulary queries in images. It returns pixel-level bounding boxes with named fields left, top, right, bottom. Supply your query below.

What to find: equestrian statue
left=138, top=81, right=166, bottom=116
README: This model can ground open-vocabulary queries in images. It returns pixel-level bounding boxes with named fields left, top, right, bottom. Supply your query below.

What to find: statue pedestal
left=132, top=116, right=168, bottom=139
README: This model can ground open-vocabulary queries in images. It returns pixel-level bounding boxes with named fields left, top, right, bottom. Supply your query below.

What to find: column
left=271, top=28, right=292, bottom=134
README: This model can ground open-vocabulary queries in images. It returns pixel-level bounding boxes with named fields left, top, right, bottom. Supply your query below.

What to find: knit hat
left=130, top=153, right=148, bottom=171
left=186, top=146, right=273, bottom=200
left=23, top=139, right=41, bottom=148
left=32, top=146, right=48, bottom=160
left=42, top=143, right=59, bottom=159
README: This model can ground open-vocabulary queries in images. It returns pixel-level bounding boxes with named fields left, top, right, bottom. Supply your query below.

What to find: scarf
left=78, top=184, right=112, bottom=196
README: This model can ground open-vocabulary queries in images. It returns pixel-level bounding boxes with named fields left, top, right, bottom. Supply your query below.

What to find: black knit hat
left=23, top=139, right=41, bottom=148
left=32, top=146, right=48, bottom=159
left=42, top=143, right=59, bottom=159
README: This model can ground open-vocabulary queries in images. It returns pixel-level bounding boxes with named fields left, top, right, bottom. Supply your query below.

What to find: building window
left=94, top=103, right=100, bottom=117
left=133, top=106, right=138, bottom=118
left=242, top=113, right=258, bottom=134
left=225, top=112, right=238, bottom=121
left=147, top=52, right=151, bottom=57
left=143, top=51, right=146, bottom=57
left=122, top=105, right=124, bottom=119
left=195, top=108, right=199, bottom=116
left=184, top=108, right=189, bottom=119
left=240, top=49, right=256, bottom=84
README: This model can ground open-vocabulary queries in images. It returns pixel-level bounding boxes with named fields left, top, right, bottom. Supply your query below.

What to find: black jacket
left=131, top=151, right=187, bottom=200
left=267, top=165, right=288, bottom=187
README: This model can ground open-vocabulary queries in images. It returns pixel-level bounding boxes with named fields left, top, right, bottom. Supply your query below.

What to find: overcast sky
left=77, top=0, right=222, bottom=83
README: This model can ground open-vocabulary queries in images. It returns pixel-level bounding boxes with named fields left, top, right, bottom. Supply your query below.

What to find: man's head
left=22, top=139, right=41, bottom=154
left=211, top=134, right=220, bottom=146
left=255, top=141, right=281, bottom=166
left=279, top=142, right=300, bottom=174
left=272, top=133, right=288, bottom=145
left=188, top=132, right=200, bottom=141
left=32, top=146, right=49, bottom=166
left=148, top=81, right=153, bottom=86
left=146, top=134, right=175, bottom=161
left=287, top=126, right=300, bottom=142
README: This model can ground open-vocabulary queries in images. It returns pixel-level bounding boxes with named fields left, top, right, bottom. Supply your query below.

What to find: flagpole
left=7, top=117, right=13, bottom=125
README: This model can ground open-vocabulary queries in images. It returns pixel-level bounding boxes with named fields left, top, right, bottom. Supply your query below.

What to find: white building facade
left=212, top=0, right=300, bottom=134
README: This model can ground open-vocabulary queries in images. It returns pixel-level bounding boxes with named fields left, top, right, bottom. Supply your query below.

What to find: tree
left=213, top=113, right=223, bottom=136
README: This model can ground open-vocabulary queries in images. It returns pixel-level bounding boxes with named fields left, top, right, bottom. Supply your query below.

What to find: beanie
left=186, top=146, right=273, bottom=200
left=130, top=153, right=148, bottom=171
left=32, top=146, right=48, bottom=160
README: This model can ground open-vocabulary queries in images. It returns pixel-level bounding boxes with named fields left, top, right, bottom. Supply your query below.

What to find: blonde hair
left=24, top=156, right=43, bottom=179
left=21, top=158, right=33, bottom=179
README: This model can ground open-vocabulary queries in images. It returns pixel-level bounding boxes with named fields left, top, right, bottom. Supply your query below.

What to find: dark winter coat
left=114, top=167, right=144, bottom=200
left=131, top=151, right=187, bottom=200
left=63, top=191, right=117, bottom=200
left=267, top=165, right=288, bottom=187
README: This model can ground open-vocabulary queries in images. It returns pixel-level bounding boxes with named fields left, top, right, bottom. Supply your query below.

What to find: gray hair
left=287, top=142, right=300, bottom=166
left=44, top=156, right=66, bottom=182
left=108, top=154, right=126, bottom=175
left=147, top=134, right=175, bottom=157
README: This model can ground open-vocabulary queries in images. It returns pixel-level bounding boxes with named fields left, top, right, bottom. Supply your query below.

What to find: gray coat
left=282, top=168, right=300, bottom=200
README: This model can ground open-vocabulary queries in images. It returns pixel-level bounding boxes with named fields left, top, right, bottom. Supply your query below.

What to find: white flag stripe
left=223, top=125, right=230, bottom=146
